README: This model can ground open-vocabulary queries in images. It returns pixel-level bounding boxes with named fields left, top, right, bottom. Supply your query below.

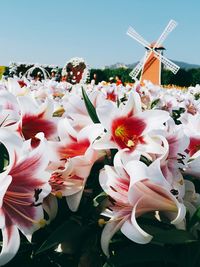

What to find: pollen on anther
left=38, top=219, right=47, bottom=228
left=55, top=191, right=63, bottom=199
left=98, top=218, right=106, bottom=227
left=127, top=140, right=134, bottom=147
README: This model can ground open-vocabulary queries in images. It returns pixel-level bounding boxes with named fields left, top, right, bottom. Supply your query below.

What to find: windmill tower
left=126, top=19, right=180, bottom=85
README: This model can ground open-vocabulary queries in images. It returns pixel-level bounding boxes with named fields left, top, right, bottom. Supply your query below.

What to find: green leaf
left=135, top=216, right=197, bottom=245
left=116, top=98, right=120, bottom=107
left=35, top=219, right=85, bottom=255
left=141, top=223, right=197, bottom=245
left=110, top=243, right=176, bottom=267
left=140, top=155, right=152, bottom=166
left=172, top=108, right=185, bottom=125
left=189, top=206, right=200, bottom=229
left=0, top=143, right=9, bottom=173
left=194, top=93, right=200, bottom=100
left=82, top=87, right=100, bottom=123
left=150, top=98, right=160, bottom=109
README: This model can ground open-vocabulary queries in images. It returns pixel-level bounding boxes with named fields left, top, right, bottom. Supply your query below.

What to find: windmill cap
left=147, top=42, right=165, bottom=50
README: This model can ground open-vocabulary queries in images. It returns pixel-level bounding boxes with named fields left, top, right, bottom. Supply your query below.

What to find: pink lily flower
left=180, top=113, right=200, bottom=177
left=98, top=85, right=118, bottom=102
left=183, top=153, right=200, bottom=178
left=184, top=180, right=200, bottom=217
left=0, top=132, right=51, bottom=265
left=187, top=137, right=200, bottom=157
left=7, top=78, right=28, bottom=96
left=50, top=157, right=94, bottom=211
left=17, top=95, right=57, bottom=141
left=50, top=118, right=104, bottom=163
left=62, top=90, right=106, bottom=132
left=99, top=152, right=186, bottom=256
left=0, top=91, right=20, bottom=131
left=48, top=118, right=105, bottom=211
left=94, top=92, right=170, bottom=155
left=180, top=113, right=200, bottom=157
left=154, top=120, right=189, bottom=197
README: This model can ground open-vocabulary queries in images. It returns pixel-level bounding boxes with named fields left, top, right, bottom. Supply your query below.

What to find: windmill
left=126, top=19, right=180, bottom=85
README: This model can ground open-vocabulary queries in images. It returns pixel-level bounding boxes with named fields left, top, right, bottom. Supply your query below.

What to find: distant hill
left=104, top=60, right=200, bottom=70
left=171, top=60, right=200, bottom=70
left=104, top=63, right=129, bottom=69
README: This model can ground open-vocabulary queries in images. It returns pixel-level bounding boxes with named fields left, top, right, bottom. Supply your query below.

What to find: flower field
left=1, top=76, right=200, bottom=267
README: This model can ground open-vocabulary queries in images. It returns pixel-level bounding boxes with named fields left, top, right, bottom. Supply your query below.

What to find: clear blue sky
left=1, top=0, right=199, bottom=68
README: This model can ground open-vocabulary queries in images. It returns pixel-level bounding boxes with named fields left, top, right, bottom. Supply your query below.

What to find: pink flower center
left=58, top=139, right=90, bottom=159
left=106, top=91, right=117, bottom=102
left=111, top=116, right=146, bottom=150
left=19, top=112, right=56, bottom=140
left=187, top=137, right=200, bottom=156
left=50, top=171, right=84, bottom=196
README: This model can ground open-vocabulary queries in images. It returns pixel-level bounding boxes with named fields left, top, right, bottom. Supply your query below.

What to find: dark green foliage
left=172, top=108, right=185, bottom=125
left=90, top=67, right=200, bottom=87
left=188, top=68, right=200, bottom=86
left=3, top=63, right=62, bottom=79
left=163, top=69, right=193, bottom=87
left=90, top=68, right=133, bottom=84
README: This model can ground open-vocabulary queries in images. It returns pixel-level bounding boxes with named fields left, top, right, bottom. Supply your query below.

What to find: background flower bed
left=3, top=61, right=200, bottom=86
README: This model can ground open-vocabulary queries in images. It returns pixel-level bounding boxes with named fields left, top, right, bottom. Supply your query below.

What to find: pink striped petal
left=20, top=112, right=56, bottom=140
left=0, top=215, right=20, bottom=266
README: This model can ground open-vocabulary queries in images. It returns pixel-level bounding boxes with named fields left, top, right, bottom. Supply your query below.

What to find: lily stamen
left=6, top=191, right=33, bottom=198
left=5, top=201, right=46, bottom=227
left=4, top=196, right=31, bottom=206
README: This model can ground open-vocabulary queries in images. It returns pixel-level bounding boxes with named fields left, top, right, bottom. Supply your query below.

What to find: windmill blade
left=154, top=52, right=180, bottom=74
left=127, top=26, right=151, bottom=49
left=129, top=55, right=146, bottom=80
left=154, top=19, right=178, bottom=48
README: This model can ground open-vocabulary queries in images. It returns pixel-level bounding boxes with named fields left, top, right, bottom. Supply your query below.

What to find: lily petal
left=138, top=110, right=169, bottom=134
left=101, top=216, right=128, bottom=257
left=66, top=190, right=84, bottom=212
left=122, top=203, right=152, bottom=244
left=0, top=217, right=20, bottom=266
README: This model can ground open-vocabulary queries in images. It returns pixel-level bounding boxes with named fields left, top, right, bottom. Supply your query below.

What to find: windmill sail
left=129, top=55, right=146, bottom=80
left=154, top=20, right=178, bottom=48
left=127, top=26, right=151, bottom=49
left=154, top=52, right=180, bottom=74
